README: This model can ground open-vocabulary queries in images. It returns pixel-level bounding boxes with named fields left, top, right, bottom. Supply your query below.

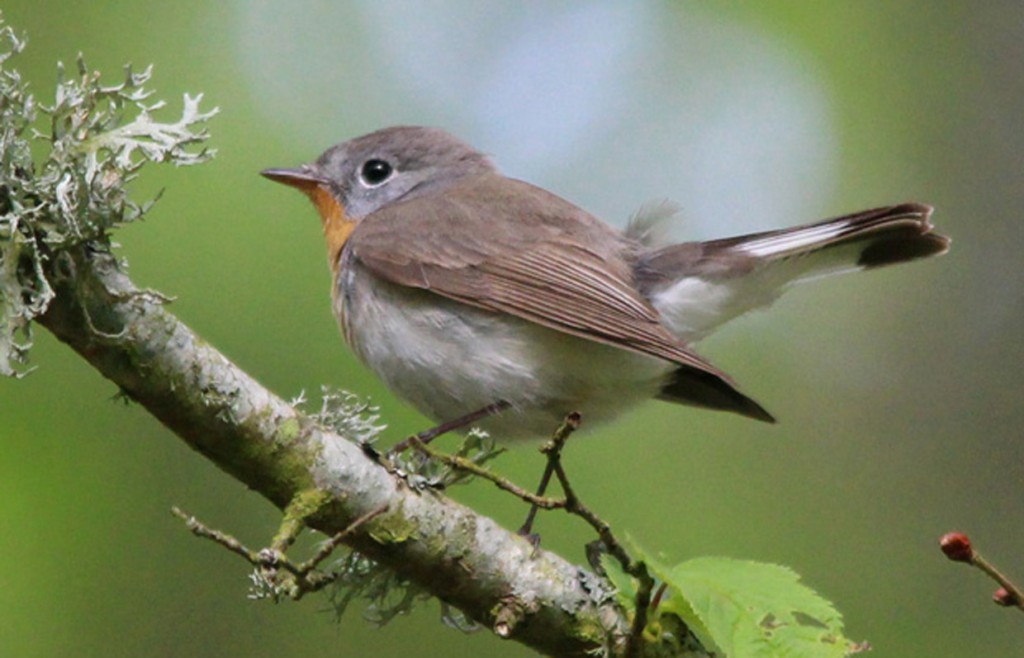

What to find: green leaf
left=669, top=557, right=866, bottom=657
left=642, top=550, right=715, bottom=648
left=598, top=552, right=636, bottom=609
left=602, top=538, right=716, bottom=650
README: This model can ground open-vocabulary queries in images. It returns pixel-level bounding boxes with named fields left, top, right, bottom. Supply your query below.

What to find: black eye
left=360, top=159, right=394, bottom=186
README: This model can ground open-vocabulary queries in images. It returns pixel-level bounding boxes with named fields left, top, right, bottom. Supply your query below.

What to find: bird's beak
left=260, top=167, right=330, bottom=191
left=261, top=166, right=354, bottom=272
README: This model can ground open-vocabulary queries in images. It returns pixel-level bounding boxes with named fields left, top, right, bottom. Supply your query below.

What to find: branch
left=34, top=241, right=647, bottom=656
left=940, top=532, right=1024, bottom=613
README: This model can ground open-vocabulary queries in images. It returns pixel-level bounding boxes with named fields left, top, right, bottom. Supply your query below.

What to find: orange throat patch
left=306, top=185, right=355, bottom=274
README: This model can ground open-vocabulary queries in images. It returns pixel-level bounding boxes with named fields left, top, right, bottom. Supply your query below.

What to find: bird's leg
left=389, top=400, right=510, bottom=456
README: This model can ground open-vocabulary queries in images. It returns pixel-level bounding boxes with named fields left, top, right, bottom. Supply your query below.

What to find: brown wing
left=347, top=173, right=774, bottom=422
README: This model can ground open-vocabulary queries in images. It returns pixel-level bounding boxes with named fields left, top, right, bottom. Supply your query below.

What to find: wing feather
left=346, top=173, right=773, bottom=421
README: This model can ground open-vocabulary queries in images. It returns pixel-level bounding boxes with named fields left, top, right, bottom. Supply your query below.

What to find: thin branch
left=173, top=504, right=389, bottom=600
left=409, top=437, right=566, bottom=510
left=172, top=506, right=260, bottom=564
left=426, top=411, right=666, bottom=657
left=540, top=414, right=656, bottom=658
left=940, top=532, right=1024, bottom=612
left=297, top=505, right=389, bottom=574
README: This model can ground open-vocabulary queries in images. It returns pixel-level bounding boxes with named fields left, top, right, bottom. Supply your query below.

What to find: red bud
left=993, top=587, right=1018, bottom=607
left=939, top=532, right=974, bottom=563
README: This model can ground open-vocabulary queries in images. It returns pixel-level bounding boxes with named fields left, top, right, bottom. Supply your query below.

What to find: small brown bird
left=263, top=126, right=949, bottom=440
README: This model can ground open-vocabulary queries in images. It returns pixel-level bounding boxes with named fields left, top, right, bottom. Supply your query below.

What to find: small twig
left=517, top=413, right=582, bottom=536
left=172, top=506, right=259, bottom=563
left=541, top=414, right=654, bottom=658
left=409, top=438, right=565, bottom=510
left=296, top=506, right=389, bottom=574
left=559, top=479, right=655, bottom=658
left=940, top=531, right=1024, bottom=612
left=543, top=414, right=632, bottom=574
left=415, top=411, right=661, bottom=655
left=172, top=504, right=389, bottom=600
left=625, top=571, right=655, bottom=658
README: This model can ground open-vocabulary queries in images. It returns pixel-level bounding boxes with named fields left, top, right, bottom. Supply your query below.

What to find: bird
left=262, top=126, right=949, bottom=441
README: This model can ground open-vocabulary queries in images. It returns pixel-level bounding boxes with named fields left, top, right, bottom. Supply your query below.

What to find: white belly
left=335, top=263, right=673, bottom=440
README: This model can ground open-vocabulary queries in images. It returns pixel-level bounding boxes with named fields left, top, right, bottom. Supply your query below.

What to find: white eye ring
left=359, top=158, right=395, bottom=188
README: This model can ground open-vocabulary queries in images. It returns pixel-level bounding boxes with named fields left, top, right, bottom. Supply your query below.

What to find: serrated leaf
left=669, top=557, right=864, bottom=657
left=638, top=544, right=715, bottom=648
left=604, top=537, right=715, bottom=647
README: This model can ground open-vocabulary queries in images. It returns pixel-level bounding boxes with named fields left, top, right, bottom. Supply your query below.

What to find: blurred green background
left=2, top=2, right=1021, bottom=656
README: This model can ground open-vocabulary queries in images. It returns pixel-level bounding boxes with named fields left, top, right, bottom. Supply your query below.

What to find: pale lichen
left=0, top=14, right=216, bottom=375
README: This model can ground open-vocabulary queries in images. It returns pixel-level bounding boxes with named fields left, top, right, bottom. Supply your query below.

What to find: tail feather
left=639, top=203, right=950, bottom=343
left=701, top=203, right=948, bottom=268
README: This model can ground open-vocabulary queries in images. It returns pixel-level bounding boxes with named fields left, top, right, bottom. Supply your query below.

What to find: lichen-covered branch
left=35, top=242, right=636, bottom=656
